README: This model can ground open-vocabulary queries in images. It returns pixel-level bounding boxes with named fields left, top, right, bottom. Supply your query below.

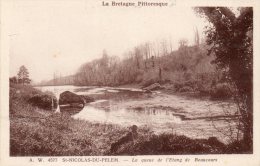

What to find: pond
left=36, top=85, right=239, bottom=143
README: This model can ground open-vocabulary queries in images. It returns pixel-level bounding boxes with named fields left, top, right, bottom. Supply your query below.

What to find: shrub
left=113, top=134, right=226, bottom=155
left=225, top=140, right=252, bottom=154
left=178, top=86, right=193, bottom=92
left=141, top=79, right=158, bottom=88
left=28, top=94, right=57, bottom=110
left=210, top=83, right=231, bottom=100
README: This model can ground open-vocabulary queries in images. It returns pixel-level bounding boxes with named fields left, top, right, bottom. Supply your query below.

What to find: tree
left=17, top=65, right=31, bottom=85
left=9, top=76, right=18, bottom=84
left=178, top=38, right=188, bottom=49
left=194, top=26, right=200, bottom=46
left=194, top=7, right=253, bottom=150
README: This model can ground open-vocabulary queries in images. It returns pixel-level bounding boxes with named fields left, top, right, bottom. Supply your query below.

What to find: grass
left=10, top=83, right=250, bottom=156
left=10, top=107, right=128, bottom=156
left=10, top=84, right=133, bottom=156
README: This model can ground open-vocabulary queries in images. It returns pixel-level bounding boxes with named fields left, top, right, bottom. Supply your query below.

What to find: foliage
left=194, top=7, right=253, bottom=150
left=74, top=42, right=217, bottom=93
left=111, top=133, right=251, bottom=155
left=10, top=83, right=57, bottom=114
left=17, top=65, right=31, bottom=84
left=10, top=76, right=18, bottom=84
left=210, top=83, right=232, bottom=100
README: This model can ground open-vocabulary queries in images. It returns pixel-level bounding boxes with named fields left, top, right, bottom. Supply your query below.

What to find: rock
left=110, top=125, right=138, bottom=153
left=79, top=95, right=95, bottom=104
left=143, top=83, right=162, bottom=91
left=59, top=91, right=94, bottom=114
left=59, top=91, right=85, bottom=114
left=59, top=91, right=84, bottom=106
left=59, top=91, right=94, bottom=105
left=28, top=94, right=57, bottom=110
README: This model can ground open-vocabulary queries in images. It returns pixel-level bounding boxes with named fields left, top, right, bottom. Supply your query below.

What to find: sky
left=7, top=0, right=208, bottom=83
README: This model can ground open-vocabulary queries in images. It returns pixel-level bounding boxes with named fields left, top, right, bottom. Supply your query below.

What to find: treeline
left=74, top=39, right=223, bottom=94
left=39, top=32, right=227, bottom=97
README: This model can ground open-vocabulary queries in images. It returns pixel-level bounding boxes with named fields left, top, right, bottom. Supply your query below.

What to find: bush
left=28, top=94, right=57, bottom=110
left=112, top=134, right=226, bottom=155
left=178, top=86, right=193, bottom=92
left=10, top=84, right=57, bottom=111
left=210, top=83, right=231, bottom=100
left=225, top=141, right=252, bottom=154
left=173, top=80, right=196, bottom=92
left=141, top=79, right=158, bottom=88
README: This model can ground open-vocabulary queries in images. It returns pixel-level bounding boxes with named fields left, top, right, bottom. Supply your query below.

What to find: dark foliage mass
left=28, top=94, right=57, bottom=110
left=110, top=134, right=250, bottom=155
left=194, top=7, right=253, bottom=150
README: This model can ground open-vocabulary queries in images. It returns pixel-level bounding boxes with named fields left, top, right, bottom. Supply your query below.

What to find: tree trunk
left=159, top=68, right=162, bottom=81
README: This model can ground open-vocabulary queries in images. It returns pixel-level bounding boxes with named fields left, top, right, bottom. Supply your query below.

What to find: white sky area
left=8, top=0, right=208, bottom=83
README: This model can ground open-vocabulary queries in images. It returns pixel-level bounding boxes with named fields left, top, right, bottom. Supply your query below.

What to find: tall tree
left=194, top=7, right=253, bottom=150
left=194, top=26, right=200, bottom=46
left=17, top=65, right=31, bottom=85
left=178, top=38, right=188, bottom=49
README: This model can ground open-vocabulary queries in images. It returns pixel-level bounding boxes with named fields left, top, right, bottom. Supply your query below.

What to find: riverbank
left=10, top=84, right=249, bottom=155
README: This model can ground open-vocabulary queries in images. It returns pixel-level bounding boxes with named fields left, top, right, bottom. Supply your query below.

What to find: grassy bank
left=10, top=84, right=248, bottom=156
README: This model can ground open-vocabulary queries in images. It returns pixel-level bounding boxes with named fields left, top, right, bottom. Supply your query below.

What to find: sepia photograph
left=1, top=0, right=260, bottom=165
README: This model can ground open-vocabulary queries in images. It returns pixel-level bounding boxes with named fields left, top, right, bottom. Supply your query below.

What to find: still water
left=36, top=85, right=238, bottom=143
left=36, top=85, right=182, bottom=125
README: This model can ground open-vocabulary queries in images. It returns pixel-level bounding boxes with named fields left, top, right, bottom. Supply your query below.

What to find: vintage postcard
left=1, top=0, right=260, bottom=165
